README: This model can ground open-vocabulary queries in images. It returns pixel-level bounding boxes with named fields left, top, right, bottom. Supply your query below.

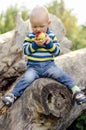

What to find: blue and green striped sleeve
left=45, top=35, right=60, bottom=56
left=23, top=33, right=39, bottom=55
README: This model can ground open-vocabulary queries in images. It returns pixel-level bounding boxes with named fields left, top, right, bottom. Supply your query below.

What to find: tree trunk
left=0, top=78, right=86, bottom=130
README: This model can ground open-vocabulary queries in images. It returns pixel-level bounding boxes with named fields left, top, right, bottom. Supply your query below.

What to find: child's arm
left=45, top=34, right=60, bottom=56
left=23, top=33, right=39, bottom=55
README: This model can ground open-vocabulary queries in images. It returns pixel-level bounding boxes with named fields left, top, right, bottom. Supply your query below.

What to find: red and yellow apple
left=36, top=32, right=46, bottom=40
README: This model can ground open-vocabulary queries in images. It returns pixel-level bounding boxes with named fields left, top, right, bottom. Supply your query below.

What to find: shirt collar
left=46, top=28, right=50, bottom=34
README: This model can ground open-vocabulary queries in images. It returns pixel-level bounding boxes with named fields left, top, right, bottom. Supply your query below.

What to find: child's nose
left=37, top=27, right=41, bottom=32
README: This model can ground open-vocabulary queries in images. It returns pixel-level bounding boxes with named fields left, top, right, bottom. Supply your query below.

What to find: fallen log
left=0, top=77, right=86, bottom=130
left=0, top=78, right=73, bottom=130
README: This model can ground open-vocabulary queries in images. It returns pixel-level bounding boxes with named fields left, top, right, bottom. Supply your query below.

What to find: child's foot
left=74, top=91, right=86, bottom=105
left=2, top=93, right=16, bottom=107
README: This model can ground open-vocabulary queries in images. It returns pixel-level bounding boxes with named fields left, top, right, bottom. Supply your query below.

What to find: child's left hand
left=44, top=34, right=51, bottom=44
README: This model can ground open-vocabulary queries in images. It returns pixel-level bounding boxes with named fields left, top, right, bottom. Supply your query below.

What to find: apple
left=36, top=32, right=46, bottom=40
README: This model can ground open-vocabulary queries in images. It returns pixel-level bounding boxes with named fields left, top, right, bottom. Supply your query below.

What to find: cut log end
left=41, top=83, right=74, bottom=117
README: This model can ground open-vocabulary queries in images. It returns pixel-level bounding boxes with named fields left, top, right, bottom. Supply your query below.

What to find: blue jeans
left=11, top=60, right=75, bottom=97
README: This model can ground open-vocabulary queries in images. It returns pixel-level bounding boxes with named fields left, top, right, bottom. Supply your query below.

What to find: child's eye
left=33, top=26, right=37, bottom=28
left=40, top=25, right=45, bottom=28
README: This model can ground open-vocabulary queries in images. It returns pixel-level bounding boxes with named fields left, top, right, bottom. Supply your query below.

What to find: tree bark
left=0, top=78, right=86, bottom=130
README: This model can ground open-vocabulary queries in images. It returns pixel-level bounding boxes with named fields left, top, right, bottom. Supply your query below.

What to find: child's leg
left=44, top=63, right=76, bottom=90
left=2, top=67, right=39, bottom=106
left=44, top=63, right=86, bottom=105
left=11, top=67, right=39, bottom=97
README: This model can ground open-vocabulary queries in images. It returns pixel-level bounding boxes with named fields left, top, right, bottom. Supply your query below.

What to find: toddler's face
left=30, top=15, right=51, bottom=34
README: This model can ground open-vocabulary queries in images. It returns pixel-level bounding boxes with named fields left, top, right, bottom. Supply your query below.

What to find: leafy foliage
left=47, top=0, right=86, bottom=50
left=0, top=5, right=29, bottom=34
left=76, top=111, right=86, bottom=130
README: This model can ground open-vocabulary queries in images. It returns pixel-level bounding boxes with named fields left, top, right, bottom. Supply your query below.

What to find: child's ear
left=48, top=20, right=51, bottom=26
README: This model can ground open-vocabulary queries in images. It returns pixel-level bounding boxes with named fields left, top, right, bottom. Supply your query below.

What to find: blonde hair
left=30, top=5, right=49, bottom=21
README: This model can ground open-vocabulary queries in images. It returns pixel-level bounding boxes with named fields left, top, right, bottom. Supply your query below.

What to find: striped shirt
left=23, top=28, right=60, bottom=62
